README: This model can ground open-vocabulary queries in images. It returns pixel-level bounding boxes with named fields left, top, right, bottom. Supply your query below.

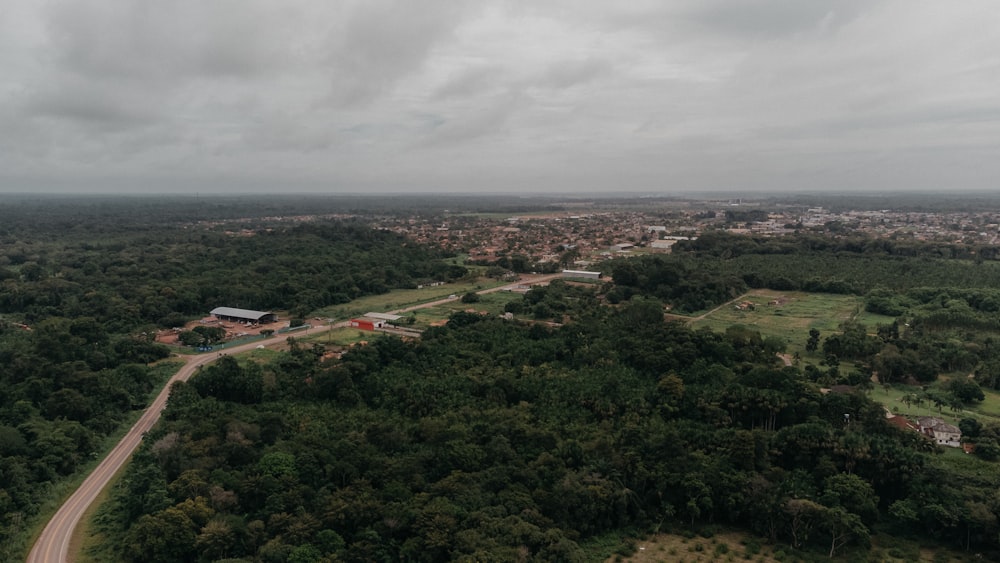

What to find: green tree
left=806, top=328, right=820, bottom=352
left=949, top=379, right=985, bottom=403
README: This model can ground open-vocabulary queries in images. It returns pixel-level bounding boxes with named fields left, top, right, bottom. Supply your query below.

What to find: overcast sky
left=2, top=1, right=999, bottom=195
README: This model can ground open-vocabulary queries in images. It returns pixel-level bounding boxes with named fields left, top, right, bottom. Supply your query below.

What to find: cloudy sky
left=2, top=1, right=999, bottom=195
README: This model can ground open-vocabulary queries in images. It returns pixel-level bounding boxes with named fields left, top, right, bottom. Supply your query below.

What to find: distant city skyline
left=2, top=1, right=998, bottom=194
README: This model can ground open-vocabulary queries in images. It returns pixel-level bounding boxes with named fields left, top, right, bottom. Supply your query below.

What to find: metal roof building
left=210, top=307, right=278, bottom=324
left=364, top=312, right=403, bottom=321
left=561, top=270, right=602, bottom=280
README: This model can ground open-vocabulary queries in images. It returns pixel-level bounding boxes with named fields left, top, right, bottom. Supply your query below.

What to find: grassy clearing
left=233, top=346, right=283, bottom=363
left=314, top=278, right=506, bottom=319
left=294, top=327, right=376, bottom=347
left=591, top=529, right=972, bottom=563
left=966, top=382, right=1000, bottom=419
left=594, top=530, right=782, bottom=563
left=690, top=291, right=894, bottom=357
left=872, top=378, right=1000, bottom=425
left=405, top=291, right=524, bottom=328
left=875, top=384, right=967, bottom=422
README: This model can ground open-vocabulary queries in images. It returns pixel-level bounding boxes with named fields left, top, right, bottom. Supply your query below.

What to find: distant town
left=370, top=202, right=1000, bottom=270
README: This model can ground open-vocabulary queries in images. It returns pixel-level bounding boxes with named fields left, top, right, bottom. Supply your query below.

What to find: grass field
left=405, top=291, right=524, bottom=328
left=313, top=278, right=507, bottom=320
left=875, top=383, right=968, bottom=422
left=685, top=290, right=1000, bottom=427
left=876, top=377, right=1000, bottom=426
left=294, top=327, right=377, bottom=347
left=689, top=290, right=895, bottom=357
left=592, top=529, right=974, bottom=563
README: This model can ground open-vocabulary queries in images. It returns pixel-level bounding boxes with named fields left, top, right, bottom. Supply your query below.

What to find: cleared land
left=315, top=278, right=508, bottom=320
left=688, top=290, right=1000, bottom=425
left=689, top=290, right=895, bottom=357
left=599, top=529, right=976, bottom=563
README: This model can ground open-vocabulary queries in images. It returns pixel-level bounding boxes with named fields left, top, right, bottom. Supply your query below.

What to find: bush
left=614, top=540, right=637, bottom=557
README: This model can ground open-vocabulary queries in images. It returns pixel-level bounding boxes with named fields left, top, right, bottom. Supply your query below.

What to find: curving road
left=29, top=275, right=559, bottom=562
left=27, top=323, right=340, bottom=563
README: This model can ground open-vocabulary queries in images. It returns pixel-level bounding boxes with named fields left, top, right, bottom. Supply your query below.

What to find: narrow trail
left=673, top=293, right=750, bottom=323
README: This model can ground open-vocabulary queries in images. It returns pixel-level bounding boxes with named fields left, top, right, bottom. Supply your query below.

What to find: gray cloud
left=1, top=0, right=999, bottom=194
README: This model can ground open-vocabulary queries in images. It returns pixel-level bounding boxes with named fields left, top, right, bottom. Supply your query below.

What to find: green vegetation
left=294, top=328, right=374, bottom=348
left=314, top=279, right=505, bottom=320
left=0, top=198, right=470, bottom=556
left=9, top=197, right=1000, bottom=561
left=100, top=302, right=919, bottom=561
left=690, top=291, right=893, bottom=356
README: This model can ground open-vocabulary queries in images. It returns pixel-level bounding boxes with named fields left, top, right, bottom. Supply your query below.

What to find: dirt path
left=671, top=293, right=750, bottom=323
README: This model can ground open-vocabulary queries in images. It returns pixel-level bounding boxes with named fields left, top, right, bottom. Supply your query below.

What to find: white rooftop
left=210, top=307, right=274, bottom=320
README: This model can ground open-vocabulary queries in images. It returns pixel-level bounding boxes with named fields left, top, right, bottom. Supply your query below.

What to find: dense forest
left=0, top=220, right=467, bottom=331
left=607, top=231, right=1000, bottom=314
left=0, top=201, right=466, bottom=556
left=8, top=197, right=1000, bottom=561
left=97, top=294, right=1000, bottom=561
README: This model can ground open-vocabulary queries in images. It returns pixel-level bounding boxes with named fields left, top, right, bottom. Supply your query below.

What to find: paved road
left=27, top=323, right=340, bottom=563
left=29, top=276, right=560, bottom=562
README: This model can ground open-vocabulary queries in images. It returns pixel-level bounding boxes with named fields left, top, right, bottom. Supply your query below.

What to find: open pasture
left=690, top=291, right=895, bottom=355
left=315, top=278, right=505, bottom=319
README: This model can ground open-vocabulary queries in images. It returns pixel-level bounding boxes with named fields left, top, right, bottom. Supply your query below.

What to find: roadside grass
left=294, top=327, right=375, bottom=347
left=73, top=457, right=131, bottom=563
left=233, top=346, right=282, bottom=363
left=15, top=360, right=183, bottom=561
left=314, top=278, right=506, bottom=319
